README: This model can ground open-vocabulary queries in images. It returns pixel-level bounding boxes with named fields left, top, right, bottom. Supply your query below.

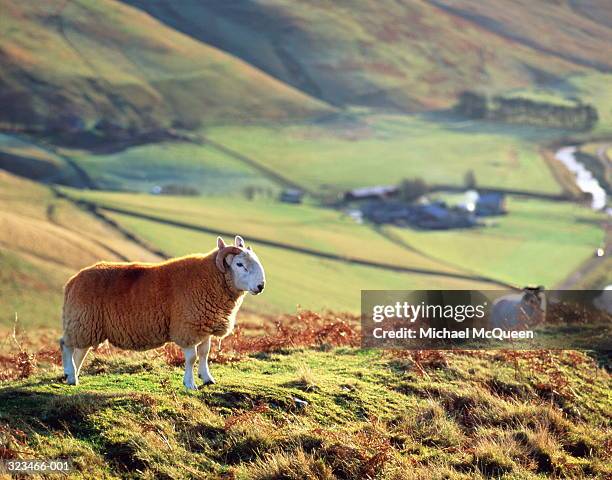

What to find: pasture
left=204, top=114, right=564, bottom=196
left=386, top=196, right=606, bottom=288
left=63, top=189, right=607, bottom=312
left=102, top=210, right=495, bottom=314
left=64, top=188, right=467, bottom=275
left=69, top=141, right=277, bottom=193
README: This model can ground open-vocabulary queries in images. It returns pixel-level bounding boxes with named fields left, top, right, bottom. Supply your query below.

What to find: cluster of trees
left=456, top=91, right=598, bottom=131
left=398, top=178, right=428, bottom=202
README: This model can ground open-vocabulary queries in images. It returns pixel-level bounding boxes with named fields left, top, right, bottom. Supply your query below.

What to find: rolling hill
left=1, top=329, right=610, bottom=479
left=0, top=0, right=330, bottom=143
left=0, top=170, right=162, bottom=328
left=124, top=0, right=611, bottom=112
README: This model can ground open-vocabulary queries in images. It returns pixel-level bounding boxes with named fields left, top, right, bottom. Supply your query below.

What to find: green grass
left=205, top=114, right=564, bottom=196
left=70, top=141, right=278, bottom=193
left=64, top=188, right=469, bottom=276
left=386, top=196, right=606, bottom=288
left=1, top=347, right=609, bottom=479
left=104, top=211, right=495, bottom=314
left=65, top=187, right=607, bottom=296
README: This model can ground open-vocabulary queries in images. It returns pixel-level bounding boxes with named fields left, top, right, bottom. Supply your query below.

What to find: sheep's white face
left=217, top=236, right=265, bottom=295
left=227, top=249, right=266, bottom=295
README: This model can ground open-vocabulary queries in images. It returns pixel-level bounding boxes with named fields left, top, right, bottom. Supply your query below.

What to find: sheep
left=60, top=235, right=265, bottom=389
left=491, top=286, right=546, bottom=330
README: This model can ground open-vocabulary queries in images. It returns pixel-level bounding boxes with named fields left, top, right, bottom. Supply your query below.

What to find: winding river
left=554, top=146, right=609, bottom=213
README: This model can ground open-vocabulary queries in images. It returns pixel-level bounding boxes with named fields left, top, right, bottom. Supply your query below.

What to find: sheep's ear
left=217, top=236, right=226, bottom=249
left=225, top=254, right=235, bottom=266
left=234, top=235, right=245, bottom=248
left=247, top=246, right=252, bottom=251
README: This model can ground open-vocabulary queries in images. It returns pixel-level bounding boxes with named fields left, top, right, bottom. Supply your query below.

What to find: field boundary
left=428, top=183, right=569, bottom=201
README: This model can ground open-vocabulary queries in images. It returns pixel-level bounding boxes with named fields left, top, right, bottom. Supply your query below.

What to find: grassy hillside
left=0, top=171, right=161, bottom=328
left=0, top=133, right=75, bottom=184
left=0, top=317, right=609, bottom=479
left=205, top=114, right=565, bottom=196
left=66, top=140, right=278, bottom=193
left=123, top=0, right=607, bottom=112
left=0, top=0, right=330, bottom=141
left=429, top=0, right=612, bottom=72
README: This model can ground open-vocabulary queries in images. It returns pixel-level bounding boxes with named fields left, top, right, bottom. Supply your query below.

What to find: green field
left=69, top=141, right=276, bottom=193
left=65, top=189, right=467, bottom=275
left=104, top=211, right=496, bottom=314
left=1, top=342, right=609, bottom=479
left=204, top=114, right=564, bottom=196
left=62, top=188, right=607, bottom=312
left=386, top=197, right=607, bottom=288
left=63, top=112, right=566, bottom=197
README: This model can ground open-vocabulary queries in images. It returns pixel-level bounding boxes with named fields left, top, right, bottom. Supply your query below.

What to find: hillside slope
left=428, top=0, right=612, bottom=72
left=0, top=171, right=162, bottom=328
left=0, top=319, right=609, bottom=479
left=0, top=0, right=330, bottom=142
left=124, top=0, right=609, bottom=111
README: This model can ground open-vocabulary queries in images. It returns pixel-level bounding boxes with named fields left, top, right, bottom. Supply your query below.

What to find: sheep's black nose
left=257, top=282, right=265, bottom=292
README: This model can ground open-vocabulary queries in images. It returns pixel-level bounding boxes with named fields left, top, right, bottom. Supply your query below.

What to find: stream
left=554, top=146, right=609, bottom=213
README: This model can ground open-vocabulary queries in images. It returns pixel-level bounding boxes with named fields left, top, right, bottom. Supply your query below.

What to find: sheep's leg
left=60, top=338, right=77, bottom=385
left=197, top=336, right=215, bottom=385
left=182, top=345, right=198, bottom=390
left=73, top=347, right=91, bottom=376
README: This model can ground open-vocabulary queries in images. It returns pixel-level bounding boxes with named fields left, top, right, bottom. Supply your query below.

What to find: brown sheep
left=60, top=235, right=265, bottom=389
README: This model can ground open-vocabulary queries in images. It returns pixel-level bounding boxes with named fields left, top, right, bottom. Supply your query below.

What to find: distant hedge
left=455, top=91, right=598, bottom=131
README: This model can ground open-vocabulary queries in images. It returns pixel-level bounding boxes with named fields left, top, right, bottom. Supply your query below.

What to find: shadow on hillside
left=0, top=387, right=149, bottom=436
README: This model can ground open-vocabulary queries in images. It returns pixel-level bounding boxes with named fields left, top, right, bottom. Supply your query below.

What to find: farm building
left=344, top=185, right=398, bottom=201
left=360, top=200, right=478, bottom=230
left=279, top=189, right=304, bottom=204
left=476, top=192, right=506, bottom=216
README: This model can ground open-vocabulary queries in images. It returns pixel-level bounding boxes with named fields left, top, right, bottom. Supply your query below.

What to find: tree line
left=455, top=91, right=598, bottom=131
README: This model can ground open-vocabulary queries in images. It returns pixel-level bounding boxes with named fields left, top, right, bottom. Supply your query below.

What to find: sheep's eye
left=236, top=262, right=243, bottom=267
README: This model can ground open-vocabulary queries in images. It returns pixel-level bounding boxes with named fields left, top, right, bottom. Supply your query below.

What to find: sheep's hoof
left=66, top=376, right=78, bottom=386
left=183, top=381, right=198, bottom=391
left=199, top=374, right=216, bottom=385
